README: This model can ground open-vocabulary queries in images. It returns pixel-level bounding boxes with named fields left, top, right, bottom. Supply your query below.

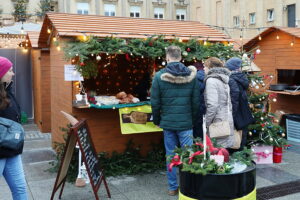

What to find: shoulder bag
left=0, top=117, right=25, bottom=157
left=209, top=85, right=231, bottom=139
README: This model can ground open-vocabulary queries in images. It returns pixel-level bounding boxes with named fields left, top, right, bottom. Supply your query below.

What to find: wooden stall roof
left=38, top=12, right=232, bottom=48
left=243, top=26, right=300, bottom=50
left=26, top=31, right=40, bottom=48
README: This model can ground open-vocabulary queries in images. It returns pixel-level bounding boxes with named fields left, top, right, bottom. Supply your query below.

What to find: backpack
left=234, top=84, right=255, bottom=130
left=0, top=117, right=25, bottom=158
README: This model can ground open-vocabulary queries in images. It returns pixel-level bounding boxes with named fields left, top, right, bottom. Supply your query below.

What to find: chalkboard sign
left=50, top=119, right=111, bottom=200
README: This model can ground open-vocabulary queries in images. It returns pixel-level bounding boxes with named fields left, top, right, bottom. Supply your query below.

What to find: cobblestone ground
left=1, top=122, right=300, bottom=200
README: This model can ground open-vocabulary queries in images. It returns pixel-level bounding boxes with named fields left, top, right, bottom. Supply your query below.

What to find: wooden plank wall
left=253, top=30, right=300, bottom=113
left=50, top=38, right=162, bottom=155
left=50, top=41, right=73, bottom=144
left=32, top=49, right=51, bottom=133
left=40, top=50, right=51, bottom=132
left=32, top=49, right=42, bottom=130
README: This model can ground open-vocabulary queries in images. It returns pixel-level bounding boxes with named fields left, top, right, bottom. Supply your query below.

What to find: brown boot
left=168, top=189, right=178, bottom=196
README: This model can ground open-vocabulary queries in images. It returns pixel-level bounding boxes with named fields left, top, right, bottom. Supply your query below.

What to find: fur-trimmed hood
left=205, top=67, right=230, bottom=84
left=161, top=65, right=197, bottom=84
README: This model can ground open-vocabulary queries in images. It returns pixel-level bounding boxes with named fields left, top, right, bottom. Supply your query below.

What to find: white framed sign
left=64, top=65, right=84, bottom=81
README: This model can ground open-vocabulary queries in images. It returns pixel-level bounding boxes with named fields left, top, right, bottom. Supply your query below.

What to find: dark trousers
left=193, top=115, right=204, bottom=139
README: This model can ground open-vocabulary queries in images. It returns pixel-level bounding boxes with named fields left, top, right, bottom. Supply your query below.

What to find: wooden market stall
left=243, top=27, right=300, bottom=114
left=37, top=12, right=232, bottom=155
left=25, top=31, right=51, bottom=133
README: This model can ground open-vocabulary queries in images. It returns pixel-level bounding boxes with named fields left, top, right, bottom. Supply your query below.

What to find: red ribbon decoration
left=255, top=152, right=272, bottom=161
left=168, top=155, right=182, bottom=172
left=188, top=151, right=204, bottom=164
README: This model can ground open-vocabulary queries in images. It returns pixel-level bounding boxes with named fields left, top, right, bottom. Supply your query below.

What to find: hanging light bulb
left=256, top=49, right=261, bottom=54
left=53, top=37, right=57, bottom=42
left=290, top=41, right=294, bottom=46
left=272, top=98, right=277, bottom=102
left=276, top=35, right=280, bottom=40
left=178, top=38, right=183, bottom=42
left=47, top=28, right=51, bottom=34
left=204, top=40, right=208, bottom=46
left=57, top=46, right=61, bottom=51
left=258, top=35, right=262, bottom=40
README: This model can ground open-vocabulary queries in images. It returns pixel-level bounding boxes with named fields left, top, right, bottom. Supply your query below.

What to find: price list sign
left=51, top=119, right=111, bottom=200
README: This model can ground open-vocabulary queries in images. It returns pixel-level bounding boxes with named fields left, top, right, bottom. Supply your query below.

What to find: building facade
left=58, top=0, right=191, bottom=21
left=0, top=0, right=58, bottom=26
left=1, top=0, right=193, bottom=26
left=190, top=0, right=300, bottom=39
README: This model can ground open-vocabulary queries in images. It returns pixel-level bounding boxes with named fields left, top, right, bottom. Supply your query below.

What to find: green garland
left=60, top=36, right=240, bottom=78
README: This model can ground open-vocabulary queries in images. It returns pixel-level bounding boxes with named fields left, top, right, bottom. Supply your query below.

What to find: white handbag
left=208, top=86, right=231, bottom=139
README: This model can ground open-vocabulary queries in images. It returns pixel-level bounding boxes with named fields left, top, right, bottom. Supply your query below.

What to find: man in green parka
left=150, top=45, right=200, bottom=196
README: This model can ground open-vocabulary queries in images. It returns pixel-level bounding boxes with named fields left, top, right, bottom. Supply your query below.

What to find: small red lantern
left=273, top=146, right=283, bottom=163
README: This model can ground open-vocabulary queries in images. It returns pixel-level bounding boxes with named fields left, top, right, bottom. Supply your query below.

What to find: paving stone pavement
left=1, top=123, right=300, bottom=200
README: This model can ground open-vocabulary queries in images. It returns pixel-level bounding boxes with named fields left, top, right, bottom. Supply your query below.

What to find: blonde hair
left=204, top=57, right=224, bottom=69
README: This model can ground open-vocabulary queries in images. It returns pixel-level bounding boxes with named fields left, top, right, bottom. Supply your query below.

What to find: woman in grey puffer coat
left=204, top=57, right=234, bottom=148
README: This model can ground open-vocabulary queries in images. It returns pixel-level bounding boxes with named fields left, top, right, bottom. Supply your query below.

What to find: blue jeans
left=164, top=129, right=193, bottom=191
left=0, top=155, right=28, bottom=200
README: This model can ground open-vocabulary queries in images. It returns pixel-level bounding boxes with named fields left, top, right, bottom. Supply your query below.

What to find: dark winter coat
left=150, top=62, right=200, bottom=131
left=228, top=71, right=254, bottom=130
left=193, top=70, right=206, bottom=138
left=0, top=82, right=22, bottom=158
left=204, top=67, right=234, bottom=148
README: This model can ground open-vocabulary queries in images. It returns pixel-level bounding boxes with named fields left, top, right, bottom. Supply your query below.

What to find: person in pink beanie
left=0, top=56, right=28, bottom=200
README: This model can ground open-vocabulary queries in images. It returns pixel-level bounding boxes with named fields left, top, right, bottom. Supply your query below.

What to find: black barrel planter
left=179, top=163, right=256, bottom=200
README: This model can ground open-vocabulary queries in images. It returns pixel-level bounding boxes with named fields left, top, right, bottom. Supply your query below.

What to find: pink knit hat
left=0, top=56, right=13, bottom=79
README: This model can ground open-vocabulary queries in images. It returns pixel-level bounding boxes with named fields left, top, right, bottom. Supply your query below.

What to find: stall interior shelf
left=266, top=90, right=300, bottom=96
left=73, top=101, right=151, bottom=109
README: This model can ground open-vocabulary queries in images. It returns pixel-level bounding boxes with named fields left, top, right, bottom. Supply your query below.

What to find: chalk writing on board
left=77, top=124, right=101, bottom=186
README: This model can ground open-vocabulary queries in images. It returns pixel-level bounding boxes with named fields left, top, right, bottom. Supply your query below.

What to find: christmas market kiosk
left=243, top=27, right=300, bottom=143
left=37, top=12, right=236, bottom=155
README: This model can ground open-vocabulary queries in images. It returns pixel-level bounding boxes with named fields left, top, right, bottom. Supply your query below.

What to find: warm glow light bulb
left=272, top=98, right=277, bottom=102
left=47, top=28, right=51, bottom=34
left=291, top=42, right=294, bottom=46
left=57, top=46, right=61, bottom=51
left=276, top=35, right=279, bottom=39
left=204, top=41, right=208, bottom=46
left=53, top=37, right=57, bottom=42
left=259, top=35, right=262, bottom=40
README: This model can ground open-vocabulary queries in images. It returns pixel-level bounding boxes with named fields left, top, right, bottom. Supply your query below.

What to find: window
left=267, top=9, right=274, bottom=21
left=176, top=9, right=186, bottom=21
left=233, top=16, right=240, bottom=27
left=154, top=7, right=164, bottom=19
left=249, top=13, right=256, bottom=24
left=77, top=3, right=89, bottom=15
left=130, top=6, right=141, bottom=18
left=104, top=4, right=116, bottom=16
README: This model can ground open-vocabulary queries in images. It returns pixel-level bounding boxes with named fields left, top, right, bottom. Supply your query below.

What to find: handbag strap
left=227, top=85, right=230, bottom=118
